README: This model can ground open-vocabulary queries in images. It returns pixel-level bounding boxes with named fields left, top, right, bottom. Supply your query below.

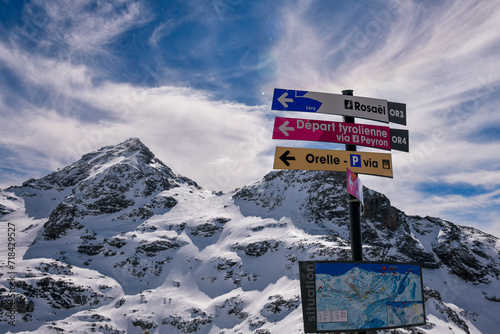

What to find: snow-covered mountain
left=0, top=138, right=499, bottom=333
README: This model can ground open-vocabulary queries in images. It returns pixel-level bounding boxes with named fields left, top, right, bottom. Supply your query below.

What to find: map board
left=299, top=261, right=426, bottom=333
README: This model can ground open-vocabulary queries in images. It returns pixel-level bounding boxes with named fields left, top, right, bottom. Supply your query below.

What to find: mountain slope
left=1, top=138, right=499, bottom=334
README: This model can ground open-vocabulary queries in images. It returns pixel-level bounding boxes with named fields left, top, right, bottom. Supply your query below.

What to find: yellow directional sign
left=273, top=146, right=393, bottom=177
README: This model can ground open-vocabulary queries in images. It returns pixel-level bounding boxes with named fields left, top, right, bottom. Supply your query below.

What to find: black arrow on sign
left=279, top=150, right=296, bottom=166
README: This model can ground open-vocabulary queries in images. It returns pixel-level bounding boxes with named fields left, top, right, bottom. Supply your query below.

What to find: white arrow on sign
left=278, top=92, right=294, bottom=108
left=348, top=173, right=355, bottom=189
left=278, top=120, right=295, bottom=136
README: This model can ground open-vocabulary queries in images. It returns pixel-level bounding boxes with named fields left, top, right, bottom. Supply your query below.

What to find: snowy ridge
left=1, top=138, right=499, bottom=333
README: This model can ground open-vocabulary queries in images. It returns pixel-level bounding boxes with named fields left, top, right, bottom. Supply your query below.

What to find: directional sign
left=272, top=88, right=407, bottom=125
left=389, top=128, right=409, bottom=152
left=347, top=168, right=364, bottom=205
left=387, top=102, right=406, bottom=125
left=274, top=146, right=393, bottom=177
left=273, top=117, right=409, bottom=152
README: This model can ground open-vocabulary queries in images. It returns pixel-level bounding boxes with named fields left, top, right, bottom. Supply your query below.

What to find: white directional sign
left=272, top=88, right=407, bottom=125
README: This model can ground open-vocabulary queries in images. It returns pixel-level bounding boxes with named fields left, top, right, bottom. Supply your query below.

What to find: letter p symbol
left=350, top=154, right=361, bottom=167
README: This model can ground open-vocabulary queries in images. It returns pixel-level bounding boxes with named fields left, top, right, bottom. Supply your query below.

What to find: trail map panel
left=299, top=261, right=426, bottom=333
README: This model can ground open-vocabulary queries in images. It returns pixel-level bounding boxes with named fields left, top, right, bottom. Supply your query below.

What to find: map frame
left=299, top=260, right=426, bottom=333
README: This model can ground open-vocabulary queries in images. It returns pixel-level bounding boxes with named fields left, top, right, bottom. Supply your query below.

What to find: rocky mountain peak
left=80, top=137, right=154, bottom=167
left=18, top=137, right=196, bottom=192
left=8, top=138, right=200, bottom=241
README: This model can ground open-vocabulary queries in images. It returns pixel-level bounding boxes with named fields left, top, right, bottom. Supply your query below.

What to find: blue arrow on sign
left=272, top=89, right=323, bottom=112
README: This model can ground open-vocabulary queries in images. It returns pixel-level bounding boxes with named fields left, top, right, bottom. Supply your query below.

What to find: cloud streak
left=22, top=0, right=150, bottom=55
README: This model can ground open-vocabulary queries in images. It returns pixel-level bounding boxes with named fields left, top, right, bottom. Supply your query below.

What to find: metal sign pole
left=343, top=90, right=366, bottom=334
left=342, top=89, right=363, bottom=262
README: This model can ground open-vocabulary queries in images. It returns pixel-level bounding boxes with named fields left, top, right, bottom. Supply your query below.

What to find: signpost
left=270, top=88, right=412, bottom=334
left=342, top=89, right=363, bottom=267
left=272, top=88, right=407, bottom=125
left=273, top=146, right=393, bottom=177
left=272, top=116, right=409, bottom=152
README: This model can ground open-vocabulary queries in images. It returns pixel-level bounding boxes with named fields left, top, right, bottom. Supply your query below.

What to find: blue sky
left=1, top=0, right=500, bottom=237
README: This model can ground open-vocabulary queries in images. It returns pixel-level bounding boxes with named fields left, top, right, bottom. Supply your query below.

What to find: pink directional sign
left=273, top=117, right=392, bottom=150
left=347, top=167, right=363, bottom=205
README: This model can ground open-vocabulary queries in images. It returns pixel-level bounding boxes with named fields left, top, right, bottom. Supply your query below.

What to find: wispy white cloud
left=149, top=19, right=179, bottom=48
left=148, top=2, right=208, bottom=49
left=0, top=42, right=93, bottom=93
left=442, top=171, right=500, bottom=188
left=269, top=1, right=500, bottom=101
left=25, top=0, right=151, bottom=55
